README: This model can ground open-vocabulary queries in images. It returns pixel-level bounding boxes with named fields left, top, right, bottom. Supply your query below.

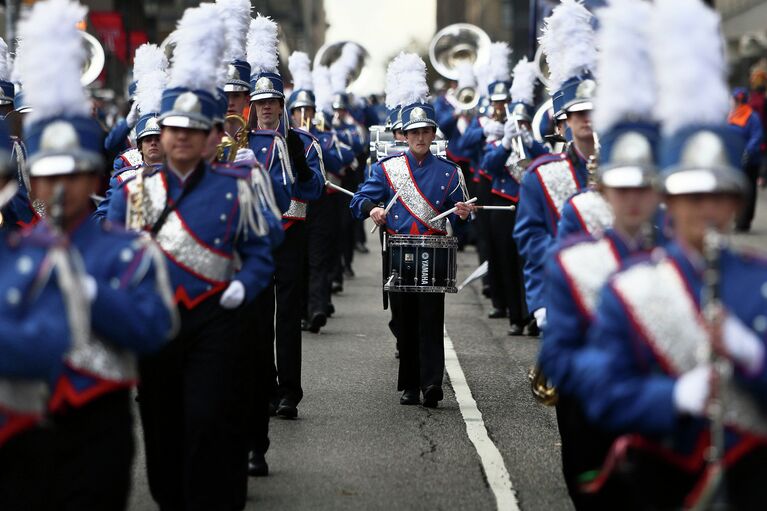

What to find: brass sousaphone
left=429, top=23, right=491, bottom=111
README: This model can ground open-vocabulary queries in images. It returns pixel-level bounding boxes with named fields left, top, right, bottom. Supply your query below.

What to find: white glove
left=234, top=148, right=256, bottom=164
left=534, top=308, right=547, bottom=329
left=125, top=102, right=140, bottom=129
left=673, top=365, right=711, bottom=416
left=483, top=119, right=504, bottom=139
left=723, top=314, right=766, bottom=375
left=220, top=280, right=245, bottom=309
left=80, top=275, right=97, bottom=302
left=501, top=119, right=519, bottom=150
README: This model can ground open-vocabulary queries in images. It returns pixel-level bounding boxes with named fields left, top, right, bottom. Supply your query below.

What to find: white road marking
left=443, top=325, right=521, bottom=511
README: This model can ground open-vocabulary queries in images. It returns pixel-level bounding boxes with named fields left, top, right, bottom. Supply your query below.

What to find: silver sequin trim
left=0, top=380, right=48, bottom=414
left=571, top=190, right=614, bottom=236
left=613, top=259, right=767, bottom=436
left=285, top=199, right=307, bottom=219
left=537, top=159, right=579, bottom=217
left=382, top=155, right=447, bottom=232
left=117, top=167, right=139, bottom=184
left=121, top=148, right=143, bottom=168
left=558, top=238, right=618, bottom=316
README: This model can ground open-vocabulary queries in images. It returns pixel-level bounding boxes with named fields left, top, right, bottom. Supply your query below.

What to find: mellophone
left=383, top=234, right=458, bottom=294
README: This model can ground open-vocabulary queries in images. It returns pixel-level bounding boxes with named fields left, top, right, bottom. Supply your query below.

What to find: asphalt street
left=128, top=194, right=767, bottom=511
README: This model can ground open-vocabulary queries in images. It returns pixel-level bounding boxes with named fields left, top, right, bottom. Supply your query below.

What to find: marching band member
left=480, top=56, right=545, bottom=336
left=93, top=43, right=168, bottom=221
left=578, top=1, right=767, bottom=507
left=538, top=1, right=661, bottom=505
left=350, top=53, right=472, bottom=408
left=15, top=1, right=177, bottom=508
left=107, top=5, right=274, bottom=508
left=0, top=116, right=73, bottom=510
left=513, top=0, right=597, bottom=332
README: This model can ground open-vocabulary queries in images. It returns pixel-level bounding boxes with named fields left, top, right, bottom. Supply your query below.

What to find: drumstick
left=429, top=197, right=478, bottom=223
left=473, top=204, right=516, bottom=211
left=325, top=180, right=355, bottom=197
left=371, top=189, right=401, bottom=234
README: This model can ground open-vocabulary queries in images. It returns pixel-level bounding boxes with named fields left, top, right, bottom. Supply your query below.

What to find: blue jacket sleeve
left=576, top=283, right=677, bottom=435
left=90, top=240, right=176, bottom=354
left=104, top=119, right=131, bottom=156
left=513, top=170, right=553, bottom=312
left=538, top=252, right=591, bottom=394
left=350, top=162, right=390, bottom=220
left=105, top=182, right=128, bottom=226
left=455, top=120, right=486, bottom=155
left=92, top=174, right=120, bottom=223
left=481, top=143, right=510, bottom=178
left=0, top=275, right=70, bottom=379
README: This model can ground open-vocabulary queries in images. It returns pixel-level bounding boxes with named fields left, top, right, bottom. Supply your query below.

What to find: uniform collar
left=406, top=149, right=434, bottom=168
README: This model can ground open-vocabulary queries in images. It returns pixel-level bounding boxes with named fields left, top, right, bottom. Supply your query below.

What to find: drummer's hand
left=370, top=207, right=387, bottom=226
left=455, top=202, right=474, bottom=220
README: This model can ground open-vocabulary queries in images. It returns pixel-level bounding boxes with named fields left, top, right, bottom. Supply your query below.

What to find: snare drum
left=384, top=235, right=458, bottom=293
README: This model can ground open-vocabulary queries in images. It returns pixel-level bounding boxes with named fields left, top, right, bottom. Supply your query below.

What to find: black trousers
left=737, top=162, right=760, bottom=230
left=389, top=292, right=445, bottom=392
left=262, top=222, right=306, bottom=404
left=138, top=299, right=249, bottom=511
left=307, top=192, right=340, bottom=317
left=0, top=427, right=53, bottom=511
left=246, top=285, right=275, bottom=456
left=487, top=195, right=528, bottom=325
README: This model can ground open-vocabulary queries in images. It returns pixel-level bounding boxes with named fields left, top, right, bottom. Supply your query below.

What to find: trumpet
left=217, top=114, right=249, bottom=163
left=528, top=366, right=558, bottom=406
left=506, top=105, right=532, bottom=170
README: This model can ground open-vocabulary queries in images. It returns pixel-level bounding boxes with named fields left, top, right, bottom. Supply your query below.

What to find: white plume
left=0, top=38, right=11, bottom=82
left=134, top=43, right=168, bottom=115
left=510, top=57, right=537, bottom=105
left=288, top=51, right=313, bottom=91
left=216, top=0, right=251, bottom=62
left=652, top=0, right=728, bottom=135
left=383, top=52, right=429, bottom=108
left=247, top=14, right=279, bottom=75
left=487, top=42, right=511, bottom=83
left=16, top=0, right=89, bottom=124
left=593, top=0, right=655, bottom=133
left=456, top=62, right=476, bottom=90
left=330, top=43, right=363, bottom=94
left=474, top=60, right=490, bottom=97
left=539, top=0, right=597, bottom=92
left=313, top=65, right=332, bottom=113
left=168, top=3, right=225, bottom=93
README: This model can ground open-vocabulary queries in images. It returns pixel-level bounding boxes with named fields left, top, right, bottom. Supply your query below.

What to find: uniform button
left=214, top=238, right=221, bottom=245
left=220, top=214, right=227, bottom=222
left=110, top=277, right=121, bottom=289
left=445, top=172, right=449, bottom=176
left=501, top=189, right=505, bottom=193
left=226, top=192, right=234, bottom=200
left=440, top=186, right=445, bottom=190
left=261, top=147, right=267, bottom=153
left=394, top=215, right=399, bottom=219
left=754, top=315, right=767, bottom=333
left=120, top=248, right=133, bottom=263
left=6, top=287, right=20, bottom=306
left=16, top=256, right=33, bottom=274
left=435, top=200, right=440, bottom=205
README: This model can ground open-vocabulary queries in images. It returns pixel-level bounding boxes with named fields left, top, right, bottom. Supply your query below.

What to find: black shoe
left=276, top=399, right=298, bottom=419
left=344, top=266, right=355, bottom=278
left=301, top=319, right=311, bottom=331
left=354, top=242, right=369, bottom=254
left=308, top=312, right=326, bottom=333
left=488, top=308, right=506, bottom=319
left=248, top=451, right=269, bottom=477
left=268, top=400, right=278, bottom=417
left=482, top=285, right=492, bottom=298
left=326, top=303, right=335, bottom=317
left=507, top=323, right=524, bottom=336
left=400, top=388, right=420, bottom=405
left=331, top=281, right=343, bottom=294
left=523, top=319, right=540, bottom=337
left=394, top=349, right=400, bottom=359
left=422, top=385, right=443, bottom=408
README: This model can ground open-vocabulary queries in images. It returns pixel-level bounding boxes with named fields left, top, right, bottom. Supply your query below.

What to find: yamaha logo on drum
left=421, top=251, right=430, bottom=285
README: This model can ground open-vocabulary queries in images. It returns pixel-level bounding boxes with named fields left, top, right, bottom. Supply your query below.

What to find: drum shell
left=384, top=235, right=458, bottom=293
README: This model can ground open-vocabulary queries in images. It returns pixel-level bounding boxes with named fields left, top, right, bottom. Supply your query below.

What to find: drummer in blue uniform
left=13, top=2, right=178, bottom=508
left=576, top=1, right=767, bottom=507
left=107, top=5, right=275, bottom=508
left=537, top=1, right=662, bottom=504
left=351, top=53, right=473, bottom=408
left=513, top=0, right=597, bottom=333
